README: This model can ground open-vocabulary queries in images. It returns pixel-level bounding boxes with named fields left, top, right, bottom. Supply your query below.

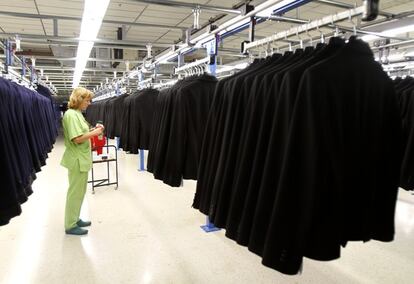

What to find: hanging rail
left=174, top=57, right=210, bottom=74
left=244, top=5, right=365, bottom=52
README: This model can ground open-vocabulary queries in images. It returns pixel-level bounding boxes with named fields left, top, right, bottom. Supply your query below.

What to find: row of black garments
left=85, top=92, right=128, bottom=139
left=85, top=88, right=159, bottom=153
left=147, top=74, right=217, bottom=187
left=36, top=83, right=61, bottom=129
left=0, top=77, right=58, bottom=226
left=193, top=37, right=403, bottom=275
left=396, top=76, right=414, bottom=191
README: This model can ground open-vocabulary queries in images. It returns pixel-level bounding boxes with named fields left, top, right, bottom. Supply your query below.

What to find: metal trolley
left=89, top=143, right=119, bottom=194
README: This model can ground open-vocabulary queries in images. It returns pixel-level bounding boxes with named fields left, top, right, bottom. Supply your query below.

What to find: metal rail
left=244, top=5, right=365, bottom=51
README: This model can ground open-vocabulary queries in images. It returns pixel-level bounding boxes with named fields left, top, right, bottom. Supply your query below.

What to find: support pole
left=201, top=216, right=221, bottom=232
left=249, top=17, right=256, bottom=43
left=201, top=34, right=220, bottom=232
left=53, top=19, right=58, bottom=36
left=21, top=56, right=26, bottom=77
left=138, top=150, right=145, bottom=171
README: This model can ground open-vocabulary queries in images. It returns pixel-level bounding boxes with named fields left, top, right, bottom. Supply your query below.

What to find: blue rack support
left=138, top=149, right=145, bottom=171
left=201, top=35, right=220, bottom=232
left=205, top=33, right=219, bottom=76
left=30, top=64, right=35, bottom=83
left=21, top=56, right=26, bottom=78
left=116, top=137, right=121, bottom=150
left=115, top=82, right=121, bottom=151
left=201, top=216, right=221, bottom=232
left=3, top=40, right=11, bottom=74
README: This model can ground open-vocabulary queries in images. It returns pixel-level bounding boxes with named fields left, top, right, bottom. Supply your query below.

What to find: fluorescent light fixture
left=362, top=24, right=414, bottom=42
left=72, top=0, right=110, bottom=88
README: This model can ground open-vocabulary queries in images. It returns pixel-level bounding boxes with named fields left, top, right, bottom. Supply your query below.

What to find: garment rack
left=244, top=5, right=365, bottom=53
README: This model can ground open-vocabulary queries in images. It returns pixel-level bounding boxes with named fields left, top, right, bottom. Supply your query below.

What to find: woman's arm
left=72, top=127, right=104, bottom=144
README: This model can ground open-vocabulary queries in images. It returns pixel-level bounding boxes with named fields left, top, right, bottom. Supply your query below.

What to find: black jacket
left=192, top=38, right=403, bottom=275
left=148, top=75, right=217, bottom=187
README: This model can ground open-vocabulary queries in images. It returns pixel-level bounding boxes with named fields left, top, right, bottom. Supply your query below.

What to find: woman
left=60, top=87, right=104, bottom=235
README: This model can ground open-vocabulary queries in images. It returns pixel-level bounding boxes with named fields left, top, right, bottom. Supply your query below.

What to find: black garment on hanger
left=162, top=74, right=217, bottom=186
left=148, top=75, right=217, bottom=186
left=260, top=38, right=401, bottom=274
left=395, top=77, right=414, bottom=190
left=192, top=38, right=402, bottom=275
left=119, top=88, right=159, bottom=153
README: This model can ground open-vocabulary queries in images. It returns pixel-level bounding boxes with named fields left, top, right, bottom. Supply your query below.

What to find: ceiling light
left=361, top=24, right=414, bottom=42
left=72, top=0, right=110, bottom=88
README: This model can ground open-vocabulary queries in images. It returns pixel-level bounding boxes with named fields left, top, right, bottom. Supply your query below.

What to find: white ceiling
left=0, top=0, right=413, bottom=91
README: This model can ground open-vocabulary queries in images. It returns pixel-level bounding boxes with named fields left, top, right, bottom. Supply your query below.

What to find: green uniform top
left=60, top=109, right=92, bottom=172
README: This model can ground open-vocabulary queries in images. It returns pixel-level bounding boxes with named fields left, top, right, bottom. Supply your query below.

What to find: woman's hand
left=96, top=123, right=104, bottom=129
left=92, top=126, right=104, bottom=136
left=72, top=125, right=105, bottom=144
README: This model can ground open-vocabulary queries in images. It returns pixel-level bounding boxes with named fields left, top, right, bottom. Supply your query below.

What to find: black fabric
left=117, top=89, right=159, bottom=153
left=86, top=89, right=159, bottom=154
left=36, top=84, right=61, bottom=129
left=193, top=38, right=403, bottom=275
left=396, top=77, right=414, bottom=190
left=147, top=74, right=217, bottom=186
left=0, top=77, right=58, bottom=226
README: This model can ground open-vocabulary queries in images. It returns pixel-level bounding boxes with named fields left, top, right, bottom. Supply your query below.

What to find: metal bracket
left=241, top=40, right=250, bottom=55
left=206, top=24, right=218, bottom=33
left=15, top=35, right=22, bottom=52
left=193, top=7, right=201, bottom=30
left=249, top=17, right=256, bottom=43
left=362, top=0, right=379, bottom=21
left=240, top=4, right=254, bottom=16
left=146, top=43, right=152, bottom=59
left=185, top=28, right=195, bottom=46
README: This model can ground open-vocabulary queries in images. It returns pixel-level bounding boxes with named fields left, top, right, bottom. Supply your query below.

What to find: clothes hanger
left=296, top=28, right=304, bottom=49
left=306, top=23, right=313, bottom=47
left=316, top=20, right=325, bottom=44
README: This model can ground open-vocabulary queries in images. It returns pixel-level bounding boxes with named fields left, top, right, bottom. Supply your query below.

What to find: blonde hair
left=68, top=87, right=94, bottom=109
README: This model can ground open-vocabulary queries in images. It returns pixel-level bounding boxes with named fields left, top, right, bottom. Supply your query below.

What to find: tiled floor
left=1, top=139, right=414, bottom=283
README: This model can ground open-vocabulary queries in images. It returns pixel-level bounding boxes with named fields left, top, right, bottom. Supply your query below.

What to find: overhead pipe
left=0, top=33, right=173, bottom=48
left=154, top=0, right=308, bottom=64
left=256, top=14, right=309, bottom=24
left=130, top=0, right=241, bottom=15
left=13, top=55, right=142, bottom=63
left=16, top=40, right=149, bottom=50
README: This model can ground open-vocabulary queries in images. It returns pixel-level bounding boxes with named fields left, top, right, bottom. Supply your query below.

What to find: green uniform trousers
left=65, top=160, right=88, bottom=230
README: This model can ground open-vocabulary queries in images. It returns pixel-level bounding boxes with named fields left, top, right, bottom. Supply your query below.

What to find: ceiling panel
left=35, top=6, right=83, bottom=18
left=0, top=2, right=36, bottom=13
left=384, top=2, right=414, bottom=14
left=144, top=5, right=192, bottom=15
left=139, top=15, right=184, bottom=26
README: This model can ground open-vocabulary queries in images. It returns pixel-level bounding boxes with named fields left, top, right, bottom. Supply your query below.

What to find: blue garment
left=0, top=78, right=58, bottom=225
